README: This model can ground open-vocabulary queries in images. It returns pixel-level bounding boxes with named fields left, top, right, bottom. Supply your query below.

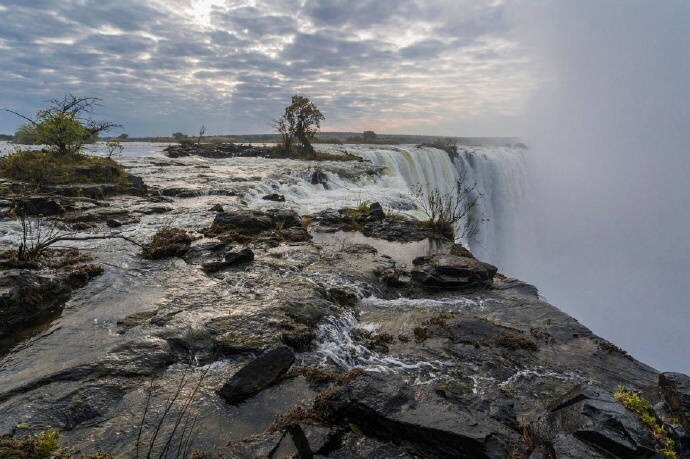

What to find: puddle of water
left=311, top=230, right=450, bottom=266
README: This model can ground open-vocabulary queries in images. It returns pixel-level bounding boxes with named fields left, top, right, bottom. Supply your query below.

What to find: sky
left=0, top=0, right=534, bottom=137
left=1, top=1, right=689, bottom=372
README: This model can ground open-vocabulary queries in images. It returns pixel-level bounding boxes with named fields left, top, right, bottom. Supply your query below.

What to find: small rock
left=0, top=270, right=72, bottom=338
left=201, top=248, right=255, bottom=273
left=310, top=169, right=329, bottom=188
left=209, top=204, right=225, bottom=212
left=218, top=345, right=295, bottom=404
left=106, top=218, right=122, bottom=228
left=367, top=202, right=385, bottom=221
left=269, top=208, right=302, bottom=228
left=262, top=193, right=286, bottom=202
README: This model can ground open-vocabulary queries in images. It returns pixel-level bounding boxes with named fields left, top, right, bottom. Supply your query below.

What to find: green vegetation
left=0, top=149, right=127, bottom=186
left=13, top=125, right=38, bottom=144
left=5, top=95, right=117, bottom=154
left=615, top=387, right=677, bottom=458
left=0, top=95, right=127, bottom=189
left=277, top=95, right=325, bottom=157
left=0, top=134, right=13, bottom=141
left=0, top=430, right=63, bottom=458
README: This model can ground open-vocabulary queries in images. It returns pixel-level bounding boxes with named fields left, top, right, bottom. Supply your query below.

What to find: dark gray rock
left=0, top=270, right=72, bottom=338
left=106, top=218, right=122, bottom=228
left=537, top=385, right=658, bottom=457
left=126, top=174, right=147, bottom=195
left=218, top=346, right=295, bottom=404
left=202, top=248, right=254, bottom=273
left=412, top=254, right=497, bottom=288
left=269, top=208, right=301, bottom=228
left=311, top=169, right=329, bottom=188
left=14, top=196, right=64, bottom=216
left=262, top=193, right=286, bottom=202
left=367, top=202, right=385, bottom=221
left=325, top=432, right=416, bottom=458
left=208, top=210, right=274, bottom=235
left=660, top=372, right=690, bottom=430
left=325, top=372, right=519, bottom=458
left=209, top=203, right=225, bottom=212
left=225, top=248, right=254, bottom=264
left=550, top=433, right=607, bottom=458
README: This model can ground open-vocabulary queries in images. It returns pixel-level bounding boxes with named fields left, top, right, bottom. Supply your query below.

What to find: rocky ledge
left=0, top=249, right=103, bottom=349
left=0, top=205, right=687, bottom=458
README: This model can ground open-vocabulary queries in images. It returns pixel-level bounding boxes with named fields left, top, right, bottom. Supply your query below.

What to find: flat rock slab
left=411, top=254, right=497, bottom=288
left=218, top=346, right=295, bottom=404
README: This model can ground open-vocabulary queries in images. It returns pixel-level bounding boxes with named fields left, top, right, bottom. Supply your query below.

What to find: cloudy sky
left=0, top=0, right=536, bottom=136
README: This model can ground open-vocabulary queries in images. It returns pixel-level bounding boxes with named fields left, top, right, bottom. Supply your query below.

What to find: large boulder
left=411, top=254, right=497, bottom=288
left=323, top=372, right=519, bottom=457
left=218, top=346, right=295, bottom=404
left=208, top=210, right=274, bottom=236
left=536, top=385, right=658, bottom=457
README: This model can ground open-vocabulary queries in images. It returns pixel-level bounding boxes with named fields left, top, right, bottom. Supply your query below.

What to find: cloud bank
left=0, top=0, right=533, bottom=136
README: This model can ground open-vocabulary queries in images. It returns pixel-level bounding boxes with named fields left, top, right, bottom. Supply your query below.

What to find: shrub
left=411, top=169, right=484, bottom=240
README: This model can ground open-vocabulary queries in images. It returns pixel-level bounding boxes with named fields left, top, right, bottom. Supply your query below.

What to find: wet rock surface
left=536, top=385, right=657, bottom=457
left=218, top=346, right=295, bottom=404
left=0, top=252, right=103, bottom=344
left=0, top=153, right=686, bottom=458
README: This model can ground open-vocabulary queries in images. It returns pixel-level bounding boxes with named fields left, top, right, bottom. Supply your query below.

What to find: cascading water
left=315, top=144, right=532, bottom=270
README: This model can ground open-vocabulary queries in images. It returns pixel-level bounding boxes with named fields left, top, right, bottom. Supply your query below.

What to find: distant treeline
left=100, top=131, right=524, bottom=147
left=0, top=134, right=13, bottom=141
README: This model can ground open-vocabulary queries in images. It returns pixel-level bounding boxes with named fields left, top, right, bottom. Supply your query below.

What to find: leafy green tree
left=117, top=133, right=129, bottom=140
left=4, top=95, right=119, bottom=156
left=13, top=125, right=39, bottom=145
left=276, top=96, right=325, bottom=156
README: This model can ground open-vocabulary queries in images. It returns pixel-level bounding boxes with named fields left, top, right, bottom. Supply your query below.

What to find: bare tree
left=411, top=169, right=485, bottom=240
left=10, top=199, right=142, bottom=261
left=196, top=125, right=206, bottom=148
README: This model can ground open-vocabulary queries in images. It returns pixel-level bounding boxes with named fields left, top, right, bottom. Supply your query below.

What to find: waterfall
left=349, top=144, right=531, bottom=269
